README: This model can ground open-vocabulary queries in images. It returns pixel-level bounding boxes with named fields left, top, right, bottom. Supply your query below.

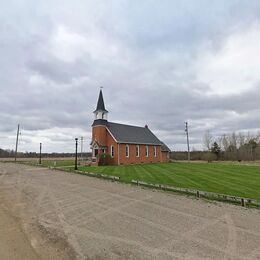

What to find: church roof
left=160, top=142, right=171, bottom=152
left=94, top=89, right=108, bottom=113
left=107, top=122, right=163, bottom=145
left=92, top=119, right=171, bottom=150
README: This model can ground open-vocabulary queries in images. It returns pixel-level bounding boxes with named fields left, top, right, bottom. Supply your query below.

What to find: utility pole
left=185, top=122, right=190, bottom=162
left=39, top=143, right=42, bottom=165
left=75, top=138, right=78, bottom=170
left=80, top=136, right=83, bottom=161
left=14, top=124, right=20, bottom=162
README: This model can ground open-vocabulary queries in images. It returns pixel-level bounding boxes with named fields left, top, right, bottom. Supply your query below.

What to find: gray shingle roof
left=92, top=119, right=171, bottom=150
left=92, top=119, right=108, bottom=127
left=107, top=122, right=162, bottom=145
left=161, top=142, right=171, bottom=152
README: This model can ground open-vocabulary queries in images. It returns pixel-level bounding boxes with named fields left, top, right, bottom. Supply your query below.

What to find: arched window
left=111, top=145, right=114, bottom=158
left=125, top=145, right=129, bottom=157
left=145, top=145, right=149, bottom=157
left=154, top=146, right=157, bottom=157
left=136, top=145, right=140, bottom=157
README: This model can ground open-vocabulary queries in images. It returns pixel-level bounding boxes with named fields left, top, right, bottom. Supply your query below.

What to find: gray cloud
left=1, top=0, right=260, bottom=152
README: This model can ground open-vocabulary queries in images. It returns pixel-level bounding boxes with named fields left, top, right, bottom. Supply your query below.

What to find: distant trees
left=0, top=148, right=14, bottom=157
left=202, top=131, right=216, bottom=161
left=202, top=131, right=260, bottom=161
left=211, top=142, right=221, bottom=160
left=171, top=131, right=259, bottom=161
left=203, top=130, right=213, bottom=151
left=0, top=148, right=92, bottom=159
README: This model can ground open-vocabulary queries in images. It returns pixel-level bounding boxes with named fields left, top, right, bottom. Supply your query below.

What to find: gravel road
left=0, top=162, right=260, bottom=259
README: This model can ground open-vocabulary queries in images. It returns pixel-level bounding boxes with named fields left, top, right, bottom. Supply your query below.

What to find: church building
left=91, top=90, right=171, bottom=165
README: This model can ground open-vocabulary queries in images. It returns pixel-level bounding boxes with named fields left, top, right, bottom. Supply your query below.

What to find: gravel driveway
left=0, top=162, right=260, bottom=259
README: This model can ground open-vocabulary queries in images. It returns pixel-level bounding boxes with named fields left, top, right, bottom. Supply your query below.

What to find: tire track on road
left=224, top=213, right=237, bottom=260
left=43, top=175, right=85, bottom=259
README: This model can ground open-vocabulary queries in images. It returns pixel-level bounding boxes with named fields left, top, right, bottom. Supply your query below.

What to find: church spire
left=93, top=88, right=108, bottom=120
left=94, top=88, right=108, bottom=113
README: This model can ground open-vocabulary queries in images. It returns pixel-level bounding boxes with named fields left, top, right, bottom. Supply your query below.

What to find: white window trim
left=125, top=145, right=129, bottom=157
left=111, top=145, right=114, bottom=158
left=145, top=145, right=149, bottom=157
left=136, top=145, right=140, bottom=157
left=154, top=146, right=157, bottom=157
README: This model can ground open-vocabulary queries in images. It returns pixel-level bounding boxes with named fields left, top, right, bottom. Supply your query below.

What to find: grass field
left=41, top=160, right=75, bottom=167
left=39, top=160, right=260, bottom=200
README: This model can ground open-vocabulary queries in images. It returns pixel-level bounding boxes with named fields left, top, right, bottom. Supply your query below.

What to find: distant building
left=91, top=90, right=171, bottom=165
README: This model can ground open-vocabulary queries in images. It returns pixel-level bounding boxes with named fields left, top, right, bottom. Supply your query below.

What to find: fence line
left=52, top=167, right=120, bottom=181
left=131, top=180, right=260, bottom=207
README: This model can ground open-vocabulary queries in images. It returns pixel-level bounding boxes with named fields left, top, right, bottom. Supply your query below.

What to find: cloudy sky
left=1, top=0, right=260, bottom=153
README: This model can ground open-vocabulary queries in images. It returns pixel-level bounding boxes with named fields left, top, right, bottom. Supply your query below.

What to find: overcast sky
left=1, top=0, right=260, bottom=153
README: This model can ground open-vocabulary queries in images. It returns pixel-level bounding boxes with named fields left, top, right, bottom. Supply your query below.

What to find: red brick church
left=91, top=90, right=171, bottom=165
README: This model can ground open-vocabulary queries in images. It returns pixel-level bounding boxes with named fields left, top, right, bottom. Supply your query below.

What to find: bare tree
left=203, top=130, right=213, bottom=151
left=256, top=131, right=260, bottom=142
left=237, top=132, right=246, bottom=161
left=220, top=134, right=229, bottom=152
left=230, top=132, right=238, bottom=148
left=230, top=132, right=239, bottom=160
left=238, top=132, right=245, bottom=147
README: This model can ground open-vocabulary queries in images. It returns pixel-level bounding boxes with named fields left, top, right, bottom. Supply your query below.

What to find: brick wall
left=92, top=125, right=169, bottom=165
left=92, top=125, right=107, bottom=146
left=161, top=151, right=170, bottom=163
left=116, top=144, right=162, bottom=165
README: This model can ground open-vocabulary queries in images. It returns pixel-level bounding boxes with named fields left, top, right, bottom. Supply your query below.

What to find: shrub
left=97, top=153, right=112, bottom=166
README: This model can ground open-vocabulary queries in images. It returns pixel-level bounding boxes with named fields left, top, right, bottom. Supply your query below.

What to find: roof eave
left=117, top=141, right=162, bottom=146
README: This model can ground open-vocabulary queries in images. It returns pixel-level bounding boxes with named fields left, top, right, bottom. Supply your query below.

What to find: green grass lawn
left=77, top=162, right=260, bottom=200
left=37, top=160, right=260, bottom=200
left=41, top=159, right=75, bottom=168
left=23, top=159, right=75, bottom=168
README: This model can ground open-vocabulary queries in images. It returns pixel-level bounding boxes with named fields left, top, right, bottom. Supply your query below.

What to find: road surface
left=0, top=162, right=260, bottom=259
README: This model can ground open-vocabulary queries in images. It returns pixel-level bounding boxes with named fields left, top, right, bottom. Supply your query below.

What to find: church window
left=125, top=145, right=129, bottom=157
left=136, top=145, right=140, bottom=157
left=154, top=146, right=157, bottom=157
left=111, top=146, right=114, bottom=157
left=145, top=145, right=149, bottom=157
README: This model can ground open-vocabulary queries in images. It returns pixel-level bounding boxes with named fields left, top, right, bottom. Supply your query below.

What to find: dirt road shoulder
left=0, top=204, right=39, bottom=260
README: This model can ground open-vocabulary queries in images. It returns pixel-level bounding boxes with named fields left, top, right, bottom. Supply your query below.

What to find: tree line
left=0, top=148, right=92, bottom=158
left=171, top=131, right=260, bottom=161
left=203, top=131, right=260, bottom=161
left=0, top=148, right=16, bottom=158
